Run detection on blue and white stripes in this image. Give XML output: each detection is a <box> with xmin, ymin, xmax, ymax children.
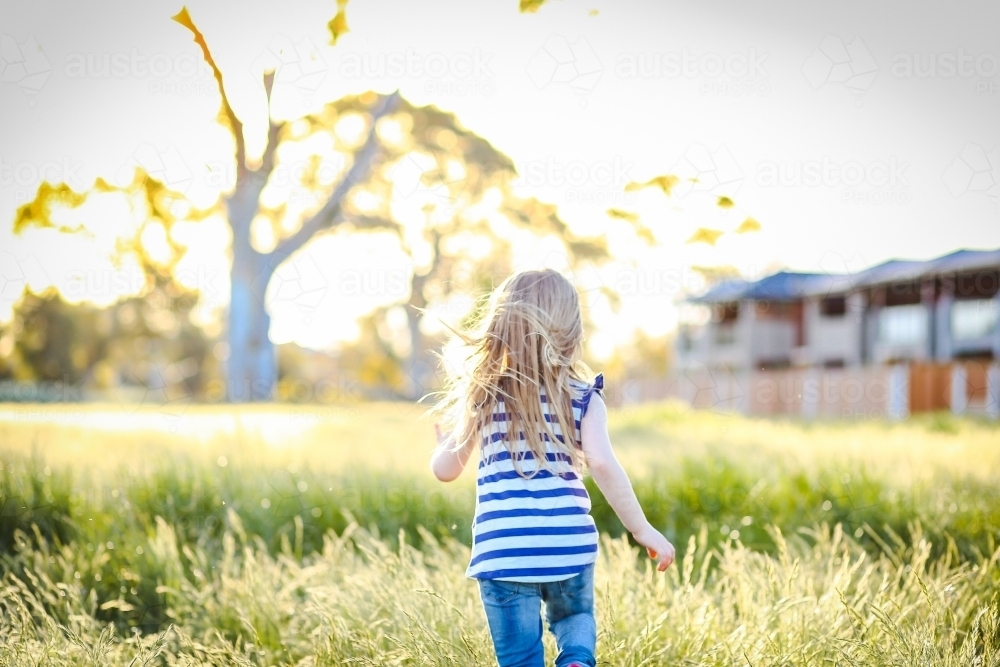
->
<box><xmin>466</xmin><ymin>374</ymin><xmax>604</xmax><ymax>582</ymax></box>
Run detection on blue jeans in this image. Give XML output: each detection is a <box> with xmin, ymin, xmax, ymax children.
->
<box><xmin>477</xmin><ymin>563</ymin><xmax>597</xmax><ymax>667</ymax></box>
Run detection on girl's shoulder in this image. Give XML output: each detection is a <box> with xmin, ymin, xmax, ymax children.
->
<box><xmin>568</xmin><ymin>373</ymin><xmax>605</xmax><ymax>412</ymax></box>
<box><xmin>568</xmin><ymin>372</ymin><xmax>604</xmax><ymax>393</ymax></box>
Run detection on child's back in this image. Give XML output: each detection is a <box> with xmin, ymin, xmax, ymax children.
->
<box><xmin>466</xmin><ymin>375</ymin><xmax>604</xmax><ymax>582</ymax></box>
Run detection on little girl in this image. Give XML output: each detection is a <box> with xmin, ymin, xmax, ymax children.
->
<box><xmin>430</xmin><ymin>269</ymin><xmax>675</xmax><ymax>667</ymax></box>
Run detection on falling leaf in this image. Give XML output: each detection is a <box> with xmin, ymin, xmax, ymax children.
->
<box><xmin>328</xmin><ymin>0</ymin><xmax>350</xmax><ymax>45</ymax></box>
<box><xmin>635</xmin><ymin>226</ymin><xmax>655</xmax><ymax>244</ymax></box>
<box><xmin>736</xmin><ymin>217</ymin><xmax>761</xmax><ymax>233</ymax></box>
<box><xmin>606</xmin><ymin>208</ymin><xmax>639</xmax><ymax>222</ymax></box>
<box><xmin>624</xmin><ymin>174</ymin><xmax>680</xmax><ymax>196</ymax></box>
<box><xmin>589</xmin><ymin>9</ymin><xmax>599</xmax><ymax>15</ymax></box>
<box><xmin>687</xmin><ymin>228</ymin><xmax>724</xmax><ymax>245</ymax></box>
<box><xmin>520</xmin><ymin>0</ymin><xmax>546</xmax><ymax>12</ymax></box>
<box><xmin>717</xmin><ymin>196</ymin><xmax>734</xmax><ymax>208</ymax></box>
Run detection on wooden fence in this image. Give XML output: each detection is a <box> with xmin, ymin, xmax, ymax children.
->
<box><xmin>604</xmin><ymin>361</ymin><xmax>999</xmax><ymax>420</ymax></box>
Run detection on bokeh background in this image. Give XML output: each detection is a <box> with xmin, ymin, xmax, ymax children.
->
<box><xmin>0</xmin><ymin>1</ymin><xmax>999</xmax><ymax>664</ymax></box>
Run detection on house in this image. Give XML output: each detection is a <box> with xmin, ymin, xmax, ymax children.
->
<box><xmin>673</xmin><ymin>248</ymin><xmax>1000</xmax><ymax>418</ymax></box>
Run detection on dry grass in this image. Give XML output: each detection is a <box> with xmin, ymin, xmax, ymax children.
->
<box><xmin>0</xmin><ymin>402</ymin><xmax>998</xmax><ymax>665</ymax></box>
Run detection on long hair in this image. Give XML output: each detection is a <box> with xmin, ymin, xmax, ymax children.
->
<box><xmin>433</xmin><ymin>269</ymin><xmax>592</xmax><ymax>476</ymax></box>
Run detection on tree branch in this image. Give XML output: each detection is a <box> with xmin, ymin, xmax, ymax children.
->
<box><xmin>272</xmin><ymin>90</ymin><xmax>402</xmax><ymax>259</ymax></box>
<box><xmin>344</xmin><ymin>215</ymin><xmax>400</xmax><ymax>232</ymax></box>
<box><xmin>258</xmin><ymin>71</ymin><xmax>285</xmax><ymax>177</ymax></box>
<box><xmin>173</xmin><ymin>7</ymin><xmax>247</xmax><ymax>182</ymax></box>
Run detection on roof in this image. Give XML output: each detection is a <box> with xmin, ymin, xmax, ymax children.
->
<box><xmin>687</xmin><ymin>247</ymin><xmax>1000</xmax><ymax>303</ymax></box>
<box><xmin>689</xmin><ymin>271</ymin><xmax>828</xmax><ymax>303</ymax></box>
<box><xmin>926</xmin><ymin>248</ymin><xmax>1000</xmax><ymax>275</ymax></box>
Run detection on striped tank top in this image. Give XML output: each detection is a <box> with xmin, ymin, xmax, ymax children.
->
<box><xmin>466</xmin><ymin>373</ymin><xmax>605</xmax><ymax>582</ymax></box>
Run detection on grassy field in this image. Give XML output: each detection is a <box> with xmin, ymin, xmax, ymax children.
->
<box><xmin>0</xmin><ymin>401</ymin><xmax>998</xmax><ymax>665</ymax></box>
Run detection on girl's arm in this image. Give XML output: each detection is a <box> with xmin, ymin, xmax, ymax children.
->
<box><xmin>430</xmin><ymin>423</ymin><xmax>475</xmax><ymax>482</ymax></box>
<box><xmin>580</xmin><ymin>393</ymin><xmax>675</xmax><ymax>571</ymax></box>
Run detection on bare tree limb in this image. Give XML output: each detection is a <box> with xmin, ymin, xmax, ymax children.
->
<box><xmin>258</xmin><ymin>71</ymin><xmax>285</xmax><ymax>177</ymax></box>
<box><xmin>173</xmin><ymin>7</ymin><xmax>247</xmax><ymax>181</ymax></box>
<box><xmin>273</xmin><ymin>90</ymin><xmax>402</xmax><ymax>259</ymax></box>
<box><xmin>343</xmin><ymin>215</ymin><xmax>400</xmax><ymax>232</ymax></box>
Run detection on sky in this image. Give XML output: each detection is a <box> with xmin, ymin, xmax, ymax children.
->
<box><xmin>1</xmin><ymin>0</ymin><xmax>998</xmax><ymax>358</ymax></box>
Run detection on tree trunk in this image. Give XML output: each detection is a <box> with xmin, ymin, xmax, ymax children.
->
<box><xmin>225</xmin><ymin>176</ymin><xmax>277</xmax><ymax>402</ymax></box>
<box><xmin>403</xmin><ymin>272</ymin><xmax>430</xmax><ymax>399</ymax></box>
<box><xmin>227</xmin><ymin>262</ymin><xmax>276</xmax><ymax>401</ymax></box>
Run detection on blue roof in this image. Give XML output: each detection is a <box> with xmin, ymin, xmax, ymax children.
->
<box><xmin>688</xmin><ymin>278</ymin><xmax>752</xmax><ymax>303</ymax></box>
<box><xmin>689</xmin><ymin>271</ymin><xmax>828</xmax><ymax>303</ymax></box>
<box><xmin>687</xmin><ymin>247</ymin><xmax>1000</xmax><ymax>303</ymax></box>
<box><xmin>847</xmin><ymin>259</ymin><xmax>928</xmax><ymax>290</ymax></box>
<box><xmin>925</xmin><ymin>248</ymin><xmax>1000</xmax><ymax>275</ymax></box>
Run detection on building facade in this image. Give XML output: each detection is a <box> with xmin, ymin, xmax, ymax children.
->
<box><xmin>673</xmin><ymin>249</ymin><xmax>1000</xmax><ymax>419</ymax></box>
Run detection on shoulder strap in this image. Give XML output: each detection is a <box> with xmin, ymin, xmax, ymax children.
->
<box><xmin>580</xmin><ymin>372</ymin><xmax>605</xmax><ymax>419</ymax></box>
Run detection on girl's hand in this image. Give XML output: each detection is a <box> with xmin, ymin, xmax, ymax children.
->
<box><xmin>632</xmin><ymin>525</ymin><xmax>675</xmax><ymax>572</ymax></box>
<box><xmin>430</xmin><ymin>423</ymin><xmax>471</xmax><ymax>483</ymax></box>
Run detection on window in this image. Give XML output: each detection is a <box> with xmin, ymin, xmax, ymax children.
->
<box><xmin>878</xmin><ymin>304</ymin><xmax>927</xmax><ymax>346</ymax></box>
<box><xmin>717</xmin><ymin>302</ymin><xmax>739</xmax><ymax>323</ymax></box>
<box><xmin>951</xmin><ymin>299</ymin><xmax>999</xmax><ymax>341</ymax></box>
<box><xmin>715</xmin><ymin>325</ymin><xmax>736</xmax><ymax>345</ymax></box>
<box><xmin>820</xmin><ymin>296</ymin><xmax>846</xmax><ymax>317</ymax></box>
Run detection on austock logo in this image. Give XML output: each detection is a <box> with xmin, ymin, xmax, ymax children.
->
<box><xmin>1</xmin><ymin>155</ymin><xmax>86</xmax><ymax>205</ymax></box>
<box><xmin>114</xmin><ymin>359</ymin><xmax>196</xmax><ymax>431</ymax></box>
<box><xmin>526</xmin><ymin>34</ymin><xmax>603</xmax><ymax>105</ymax></box>
<box><xmin>0</xmin><ymin>34</ymin><xmax>52</xmax><ymax>104</ymax></box>
<box><xmin>252</xmin><ymin>35</ymin><xmax>328</xmax><ymax>101</ymax></box>
<box><xmin>335</xmin><ymin>46</ymin><xmax>496</xmax><ymax>97</ymax></box>
<box><xmin>63</xmin><ymin>46</ymin><xmax>215</xmax><ymax>97</ymax></box>
<box><xmin>0</xmin><ymin>251</ymin><xmax>50</xmax><ymax>318</ymax></box>
<box><xmin>511</xmin><ymin>155</ymin><xmax>637</xmax><ymax>205</ymax></box>
<box><xmin>264</xmin><ymin>252</ymin><xmax>330</xmax><ymax>327</ymax></box>
<box><xmin>670</xmin><ymin>143</ymin><xmax>744</xmax><ymax>199</ymax></box>
<box><xmin>802</xmin><ymin>34</ymin><xmax>878</xmax><ymax>105</ymax></box>
<box><xmin>942</xmin><ymin>143</ymin><xmax>999</xmax><ymax>211</ymax></box>
<box><xmin>116</xmin><ymin>142</ymin><xmax>195</xmax><ymax>193</ymax></box>
<box><xmin>754</xmin><ymin>156</ymin><xmax>911</xmax><ymax>206</ymax></box>
<box><xmin>614</xmin><ymin>47</ymin><xmax>770</xmax><ymax>98</ymax></box>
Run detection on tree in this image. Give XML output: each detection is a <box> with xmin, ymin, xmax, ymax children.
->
<box><xmin>13</xmin><ymin>7</ymin><xmax>609</xmax><ymax>401</ymax></box>
<box><xmin>359</xmin><ymin>191</ymin><xmax>610</xmax><ymax>397</ymax></box>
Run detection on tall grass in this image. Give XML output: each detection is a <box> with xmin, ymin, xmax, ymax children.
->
<box><xmin>0</xmin><ymin>402</ymin><xmax>999</xmax><ymax>663</ymax></box>
<box><xmin>1</xmin><ymin>521</ymin><xmax>998</xmax><ymax>665</ymax></box>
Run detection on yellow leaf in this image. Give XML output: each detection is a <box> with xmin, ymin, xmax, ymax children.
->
<box><xmin>624</xmin><ymin>174</ymin><xmax>680</xmax><ymax>196</ymax></box>
<box><xmin>636</xmin><ymin>226</ymin><xmax>655</xmax><ymax>244</ymax></box>
<box><xmin>589</xmin><ymin>9</ymin><xmax>599</xmax><ymax>16</ymax></box>
<box><xmin>736</xmin><ymin>217</ymin><xmax>761</xmax><ymax>233</ymax></box>
<box><xmin>717</xmin><ymin>196</ymin><xmax>734</xmax><ymax>208</ymax></box>
<box><xmin>328</xmin><ymin>0</ymin><xmax>350</xmax><ymax>45</ymax></box>
<box><xmin>686</xmin><ymin>228</ymin><xmax>724</xmax><ymax>245</ymax></box>
<box><xmin>520</xmin><ymin>0</ymin><xmax>547</xmax><ymax>12</ymax></box>
<box><xmin>606</xmin><ymin>208</ymin><xmax>639</xmax><ymax>222</ymax></box>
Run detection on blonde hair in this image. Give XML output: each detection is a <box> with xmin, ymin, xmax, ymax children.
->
<box><xmin>433</xmin><ymin>269</ymin><xmax>593</xmax><ymax>476</ymax></box>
